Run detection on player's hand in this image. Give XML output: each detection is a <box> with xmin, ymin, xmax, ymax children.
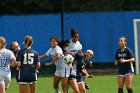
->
<box><xmin>88</xmin><ymin>75</ymin><xmax>93</xmax><ymax>78</ymax></box>
<box><xmin>35</xmin><ymin>69</ymin><xmax>39</xmax><ymax>73</ymax></box>
<box><xmin>89</xmin><ymin>61</ymin><xmax>93</xmax><ymax>67</ymax></box>
<box><xmin>114</xmin><ymin>61</ymin><xmax>118</xmax><ymax>65</ymax></box>
<box><xmin>68</xmin><ymin>63</ymin><xmax>73</xmax><ymax>70</ymax></box>
<box><xmin>119</xmin><ymin>58</ymin><xmax>126</xmax><ymax>63</ymax></box>
<box><xmin>16</xmin><ymin>67</ymin><xmax>20</xmax><ymax>71</ymax></box>
<box><xmin>45</xmin><ymin>62</ymin><xmax>52</xmax><ymax>66</ymax></box>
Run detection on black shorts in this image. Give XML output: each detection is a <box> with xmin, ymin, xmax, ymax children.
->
<box><xmin>17</xmin><ymin>70</ymin><xmax>37</xmax><ymax>84</ymax></box>
<box><xmin>69</xmin><ymin>74</ymin><xmax>76</xmax><ymax>80</ymax></box>
<box><xmin>76</xmin><ymin>75</ymin><xmax>83</xmax><ymax>84</ymax></box>
<box><xmin>118</xmin><ymin>69</ymin><xmax>134</xmax><ymax>77</ymax></box>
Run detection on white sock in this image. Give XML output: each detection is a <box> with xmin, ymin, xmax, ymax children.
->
<box><xmin>55</xmin><ymin>88</ymin><xmax>61</xmax><ymax>93</ymax></box>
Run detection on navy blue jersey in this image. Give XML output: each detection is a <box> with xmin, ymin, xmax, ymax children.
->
<box><xmin>115</xmin><ymin>47</ymin><xmax>134</xmax><ymax>71</ymax></box>
<box><xmin>74</xmin><ymin>54</ymin><xmax>86</xmax><ymax>77</ymax></box>
<box><xmin>16</xmin><ymin>48</ymin><xmax>40</xmax><ymax>82</ymax></box>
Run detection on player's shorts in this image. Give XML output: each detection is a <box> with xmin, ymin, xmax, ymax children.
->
<box><xmin>76</xmin><ymin>75</ymin><xmax>84</xmax><ymax>84</ymax></box>
<box><xmin>69</xmin><ymin>74</ymin><xmax>76</xmax><ymax>80</ymax></box>
<box><xmin>68</xmin><ymin>68</ymin><xmax>76</xmax><ymax>80</ymax></box>
<box><xmin>55</xmin><ymin>66</ymin><xmax>70</xmax><ymax>77</ymax></box>
<box><xmin>17</xmin><ymin>70</ymin><xmax>37</xmax><ymax>84</ymax></box>
<box><xmin>0</xmin><ymin>76</ymin><xmax>11</xmax><ymax>88</ymax></box>
<box><xmin>118</xmin><ymin>69</ymin><xmax>134</xmax><ymax>77</ymax></box>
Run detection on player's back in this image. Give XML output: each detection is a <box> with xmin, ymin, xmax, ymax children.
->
<box><xmin>17</xmin><ymin>48</ymin><xmax>39</xmax><ymax>82</ymax></box>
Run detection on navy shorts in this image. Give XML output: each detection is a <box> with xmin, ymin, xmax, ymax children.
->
<box><xmin>118</xmin><ymin>69</ymin><xmax>134</xmax><ymax>77</ymax></box>
<box><xmin>69</xmin><ymin>74</ymin><xmax>76</xmax><ymax>80</ymax></box>
<box><xmin>17</xmin><ymin>70</ymin><xmax>37</xmax><ymax>84</ymax></box>
<box><xmin>76</xmin><ymin>75</ymin><xmax>83</xmax><ymax>84</ymax></box>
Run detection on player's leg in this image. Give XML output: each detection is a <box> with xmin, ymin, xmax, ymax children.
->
<box><xmin>82</xmin><ymin>76</ymin><xmax>89</xmax><ymax>89</ymax></box>
<box><xmin>0</xmin><ymin>78</ymin><xmax>6</xmax><ymax>93</ymax></box>
<box><xmin>68</xmin><ymin>79</ymin><xmax>79</xmax><ymax>93</ymax></box>
<box><xmin>125</xmin><ymin>74</ymin><xmax>133</xmax><ymax>93</ymax></box>
<box><xmin>53</xmin><ymin>75</ymin><xmax>61</xmax><ymax>93</ymax></box>
<box><xmin>61</xmin><ymin>77</ymin><xmax>68</xmax><ymax>93</ymax></box>
<box><xmin>118</xmin><ymin>76</ymin><xmax>125</xmax><ymax>93</ymax></box>
<box><xmin>19</xmin><ymin>84</ymin><xmax>30</xmax><ymax>93</ymax></box>
<box><xmin>29</xmin><ymin>83</ymin><xmax>36</xmax><ymax>93</ymax></box>
<box><xmin>78</xmin><ymin>82</ymin><xmax>86</xmax><ymax>93</ymax></box>
<box><xmin>4</xmin><ymin>76</ymin><xmax>11</xmax><ymax>90</ymax></box>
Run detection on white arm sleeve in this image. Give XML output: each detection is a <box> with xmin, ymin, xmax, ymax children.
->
<box><xmin>9</xmin><ymin>50</ymin><xmax>16</xmax><ymax>60</ymax></box>
<box><xmin>45</xmin><ymin>48</ymin><xmax>51</xmax><ymax>56</ymax></box>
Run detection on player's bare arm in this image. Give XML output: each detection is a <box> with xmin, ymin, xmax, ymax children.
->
<box><xmin>45</xmin><ymin>53</ymin><xmax>61</xmax><ymax>66</ymax></box>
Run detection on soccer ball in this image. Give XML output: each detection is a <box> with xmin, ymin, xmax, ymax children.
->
<box><xmin>63</xmin><ymin>54</ymin><xmax>74</xmax><ymax>64</ymax></box>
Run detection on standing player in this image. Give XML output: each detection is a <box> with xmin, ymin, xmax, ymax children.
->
<box><xmin>0</xmin><ymin>36</ymin><xmax>17</xmax><ymax>93</ymax></box>
<box><xmin>16</xmin><ymin>35</ymin><xmax>41</xmax><ymax>93</ymax></box>
<box><xmin>39</xmin><ymin>36</ymin><xmax>70</xmax><ymax>93</ymax></box>
<box><xmin>9</xmin><ymin>41</ymin><xmax>20</xmax><ymax>57</ymax></box>
<box><xmin>9</xmin><ymin>41</ymin><xmax>30</xmax><ymax>93</ymax></box>
<box><xmin>115</xmin><ymin>36</ymin><xmax>134</xmax><ymax>93</ymax></box>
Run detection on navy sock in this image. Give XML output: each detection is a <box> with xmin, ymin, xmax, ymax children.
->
<box><xmin>127</xmin><ymin>88</ymin><xmax>133</xmax><ymax>93</ymax></box>
<box><xmin>118</xmin><ymin>88</ymin><xmax>124</xmax><ymax>93</ymax></box>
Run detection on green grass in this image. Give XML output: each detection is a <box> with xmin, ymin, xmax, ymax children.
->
<box><xmin>7</xmin><ymin>75</ymin><xmax>140</xmax><ymax>93</ymax></box>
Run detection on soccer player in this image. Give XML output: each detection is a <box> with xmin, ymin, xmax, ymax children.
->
<box><xmin>9</xmin><ymin>41</ymin><xmax>30</xmax><ymax>93</ymax></box>
<box><xmin>9</xmin><ymin>41</ymin><xmax>20</xmax><ymax>57</ymax></box>
<box><xmin>39</xmin><ymin>36</ymin><xmax>70</xmax><ymax>93</ymax></box>
<box><xmin>64</xmin><ymin>28</ymin><xmax>82</xmax><ymax>93</ymax></box>
<box><xmin>74</xmin><ymin>50</ymin><xmax>94</xmax><ymax>93</ymax></box>
<box><xmin>115</xmin><ymin>36</ymin><xmax>134</xmax><ymax>93</ymax></box>
<box><xmin>16</xmin><ymin>35</ymin><xmax>41</xmax><ymax>93</ymax></box>
<box><xmin>0</xmin><ymin>36</ymin><xmax>17</xmax><ymax>93</ymax></box>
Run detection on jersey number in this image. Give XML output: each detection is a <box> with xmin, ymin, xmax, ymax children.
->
<box><xmin>23</xmin><ymin>53</ymin><xmax>34</xmax><ymax>64</ymax></box>
<box><xmin>0</xmin><ymin>58</ymin><xmax>7</xmax><ymax>67</ymax></box>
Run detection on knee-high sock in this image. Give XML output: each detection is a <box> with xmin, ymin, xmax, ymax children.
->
<box><xmin>118</xmin><ymin>88</ymin><xmax>124</xmax><ymax>93</ymax></box>
<box><xmin>127</xmin><ymin>88</ymin><xmax>133</xmax><ymax>93</ymax></box>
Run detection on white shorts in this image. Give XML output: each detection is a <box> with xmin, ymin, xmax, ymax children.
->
<box><xmin>55</xmin><ymin>67</ymin><xmax>70</xmax><ymax>77</ymax></box>
<box><xmin>0</xmin><ymin>76</ymin><xmax>11</xmax><ymax>88</ymax></box>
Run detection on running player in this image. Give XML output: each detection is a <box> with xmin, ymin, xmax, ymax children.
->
<box><xmin>16</xmin><ymin>35</ymin><xmax>41</xmax><ymax>93</ymax></box>
<box><xmin>115</xmin><ymin>36</ymin><xmax>134</xmax><ymax>93</ymax></box>
<box><xmin>39</xmin><ymin>36</ymin><xmax>70</xmax><ymax>93</ymax></box>
<box><xmin>0</xmin><ymin>36</ymin><xmax>17</xmax><ymax>93</ymax></box>
<box><xmin>74</xmin><ymin>50</ymin><xmax>94</xmax><ymax>93</ymax></box>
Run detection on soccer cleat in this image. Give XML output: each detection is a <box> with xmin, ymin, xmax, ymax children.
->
<box><xmin>85</xmin><ymin>83</ymin><xmax>90</xmax><ymax>89</ymax></box>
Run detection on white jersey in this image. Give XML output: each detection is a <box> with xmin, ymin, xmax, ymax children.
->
<box><xmin>65</xmin><ymin>39</ymin><xmax>82</xmax><ymax>53</ymax></box>
<box><xmin>46</xmin><ymin>45</ymin><xmax>69</xmax><ymax>77</ymax></box>
<box><xmin>0</xmin><ymin>48</ymin><xmax>15</xmax><ymax>77</ymax></box>
<box><xmin>65</xmin><ymin>39</ymin><xmax>82</xmax><ymax>76</ymax></box>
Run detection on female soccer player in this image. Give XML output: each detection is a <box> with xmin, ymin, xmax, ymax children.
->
<box><xmin>0</xmin><ymin>36</ymin><xmax>17</xmax><ymax>93</ymax></box>
<box><xmin>9</xmin><ymin>41</ymin><xmax>20</xmax><ymax>57</ymax></box>
<box><xmin>73</xmin><ymin>50</ymin><xmax>94</xmax><ymax>93</ymax></box>
<box><xmin>39</xmin><ymin>36</ymin><xmax>70</xmax><ymax>93</ymax></box>
<box><xmin>115</xmin><ymin>36</ymin><xmax>135</xmax><ymax>93</ymax></box>
<box><xmin>16</xmin><ymin>35</ymin><xmax>41</xmax><ymax>93</ymax></box>
<box><xmin>64</xmin><ymin>28</ymin><xmax>83</xmax><ymax>93</ymax></box>
<box><xmin>9</xmin><ymin>41</ymin><xmax>30</xmax><ymax>93</ymax></box>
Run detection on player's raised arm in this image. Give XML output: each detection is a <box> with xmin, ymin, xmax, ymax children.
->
<box><xmin>39</xmin><ymin>54</ymin><xmax>47</xmax><ymax>59</ymax></box>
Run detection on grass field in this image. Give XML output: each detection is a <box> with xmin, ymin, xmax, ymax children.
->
<box><xmin>7</xmin><ymin>75</ymin><xmax>140</xmax><ymax>93</ymax></box>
